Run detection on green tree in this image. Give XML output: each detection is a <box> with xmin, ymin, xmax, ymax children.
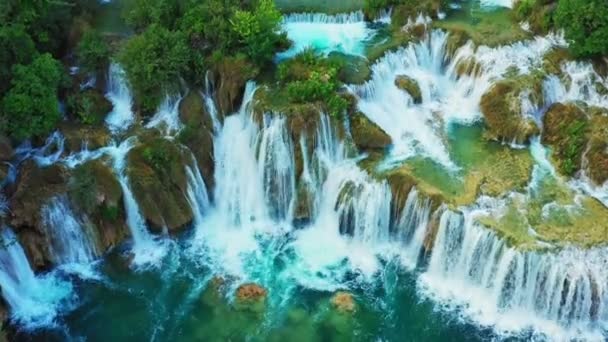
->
<box><xmin>555</xmin><ymin>0</ymin><xmax>608</xmax><ymax>57</ymax></box>
<box><xmin>0</xmin><ymin>24</ymin><xmax>37</xmax><ymax>93</ymax></box>
<box><xmin>77</xmin><ymin>30</ymin><xmax>110</xmax><ymax>74</ymax></box>
<box><xmin>123</xmin><ymin>0</ymin><xmax>185</xmax><ymax>32</ymax></box>
<box><xmin>118</xmin><ymin>25</ymin><xmax>190</xmax><ymax>114</ymax></box>
<box><xmin>231</xmin><ymin>0</ymin><xmax>286</xmax><ymax>63</ymax></box>
<box><xmin>1</xmin><ymin>54</ymin><xmax>64</xmax><ymax>140</ymax></box>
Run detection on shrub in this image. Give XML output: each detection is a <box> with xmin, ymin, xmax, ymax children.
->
<box><xmin>76</xmin><ymin>30</ymin><xmax>110</xmax><ymax>74</ymax></box>
<box><xmin>1</xmin><ymin>53</ymin><xmax>63</xmax><ymax>140</ymax></box>
<box><xmin>554</xmin><ymin>0</ymin><xmax>608</xmax><ymax>57</ymax></box>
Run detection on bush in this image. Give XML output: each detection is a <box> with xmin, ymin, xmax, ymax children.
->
<box><xmin>67</xmin><ymin>89</ymin><xmax>113</xmax><ymax>125</ymax></box>
<box><xmin>118</xmin><ymin>25</ymin><xmax>190</xmax><ymax>114</ymax></box>
<box><xmin>76</xmin><ymin>30</ymin><xmax>110</xmax><ymax>74</ymax></box>
<box><xmin>554</xmin><ymin>0</ymin><xmax>608</xmax><ymax>57</ymax></box>
<box><xmin>1</xmin><ymin>53</ymin><xmax>63</xmax><ymax>140</ymax></box>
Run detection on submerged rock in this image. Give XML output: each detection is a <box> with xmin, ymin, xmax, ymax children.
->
<box><xmin>234</xmin><ymin>283</ymin><xmax>267</xmax><ymax>313</ymax></box>
<box><xmin>542</xmin><ymin>103</ymin><xmax>589</xmax><ymax>176</ymax></box>
<box><xmin>330</xmin><ymin>292</ymin><xmax>356</xmax><ymax>314</ymax></box>
<box><xmin>350</xmin><ymin>112</ymin><xmax>391</xmax><ymax>151</ymax></box>
<box><xmin>480</xmin><ymin>79</ymin><xmax>541</xmax><ymax>144</ymax></box>
<box><xmin>127</xmin><ymin>137</ymin><xmax>193</xmax><ymax>233</ymax></box>
<box><xmin>395</xmin><ymin>75</ymin><xmax>422</xmax><ymax>104</ymax></box>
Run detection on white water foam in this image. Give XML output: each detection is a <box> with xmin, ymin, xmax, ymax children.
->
<box><xmin>278</xmin><ymin>11</ymin><xmax>376</xmax><ymax>60</ymax></box>
<box><xmin>105</xmin><ymin>63</ymin><xmax>135</xmax><ymax>133</ymax></box>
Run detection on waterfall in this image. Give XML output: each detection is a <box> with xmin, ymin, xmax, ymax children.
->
<box><xmin>420</xmin><ymin>209</ymin><xmax>608</xmax><ymax>340</ymax></box>
<box><xmin>185</xmin><ymin>162</ymin><xmax>210</xmax><ymax>228</ymax></box>
<box><xmin>40</xmin><ymin>195</ymin><xmax>99</xmax><ymax>265</ymax></box>
<box><xmin>14</xmin><ymin>131</ymin><xmax>65</xmax><ymax>167</ymax></box>
<box><xmin>479</xmin><ymin>0</ymin><xmax>514</xmax><ymax>9</ymax></box>
<box><xmin>278</xmin><ymin>10</ymin><xmax>377</xmax><ymax>60</ymax></box>
<box><xmin>105</xmin><ymin>63</ymin><xmax>135</xmax><ymax>133</ymax></box>
<box><xmin>145</xmin><ymin>94</ymin><xmax>183</xmax><ymax>135</ymax></box>
<box><xmin>106</xmin><ymin>139</ymin><xmax>164</xmax><ymax>265</ymax></box>
<box><xmin>351</xmin><ymin>29</ymin><xmax>563</xmax><ymax>170</ymax></box>
<box><xmin>0</xmin><ymin>227</ymin><xmax>73</xmax><ymax>328</ymax></box>
<box><xmin>394</xmin><ymin>188</ymin><xmax>432</xmax><ymax>268</ymax></box>
<box><xmin>542</xmin><ymin>62</ymin><xmax>608</xmax><ymax>110</ymax></box>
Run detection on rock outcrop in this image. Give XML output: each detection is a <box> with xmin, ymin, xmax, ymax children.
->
<box><xmin>395</xmin><ymin>75</ymin><xmax>422</xmax><ymax>104</ymax></box>
<box><xmin>127</xmin><ymin>136</ymin><xmax>193</xmax><ymax>233</ymax></box>
<box><xmin>350</xmin><ymin>112</ymin><xmax>391</xmax><ymax>151</ymax></box>
<box><xmin>178</xmin><ymin>91</ymin><xmax>215</xmax><ymax>193</ymax></box>
<box><xmin>330</xmin><ymin>292</ymin><xmax>356</xmax><ymax>313</ymax></box>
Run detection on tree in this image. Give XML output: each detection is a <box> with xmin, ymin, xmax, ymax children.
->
<box><xmin>118</xmin><ymin>25</ymin><xmax>190</xmax><ymax>114</ymax></box>
<box><xmin>123</xmin><ymin>0</ymin><xmax>185</xmax><ymax>32</ymax></box>
<box><xmin>77</xmin><ymin>30</ymin><xmax>110</xmax><ymax>74</ymax></box>
<box><xmin>231</xmin><ymin>0</ymin><xmax>286</xmax><ymax>63</ymax></box>
<box><xmin>555</xmin><ymin>0</ymin><xmax>608</xmax><ymax>57</ymax></box>
<box><xmin>1</xmin><ymin>54</ymin><xmax>64</xmax><ymax>140</ymax></box>
<box><xmin>0</xmin><ymin>24</ymin><xmax>37</xmax><ymax>93</ymax></box>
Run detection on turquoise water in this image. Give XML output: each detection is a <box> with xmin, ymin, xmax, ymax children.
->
<box><xmin>18</xmin><ymin>234</ymin><xmax>501</xmax><ymax>341</ymax></box>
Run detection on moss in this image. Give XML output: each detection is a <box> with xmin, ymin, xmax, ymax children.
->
<box><xmin>394</xmin><ymin>75</ymin><xmax>422</xmax><ymax>103</ymax></box>
<box><xmin>127</xmin><ymin>137</ymin><xmax>193</xmax><ymax>232</ymax></box>
<box><xmin>542</xmin><ymin>103</ymin><xmax>589</xmax><ymax>176</ymax></box>
<box><xmin>480</xmin><ymin>77</ymin><xmax>543</xmax><ymax>144</ymax></box>
<box><xmin>542</xmin><ymin>47</ymin><xmax>572</xmax><ymax>76</ymax></box>
<box><xmin>585</xmin><ymin>107</ymin><xmax>608</xmax><ymax>185</ymax></box>
<box><xmin>59</xmin><ymin>122</ymin><xmax>112</xmax><ymax>153</ymax></box>
<box><xmin>212</xmin><ymin>55</ymin><xmax>259</xmax><ymax>116</ymax></box>
<box><xmin>454</xmin><ymin>57</ymin><xmax>482</xmax><ymax>77</ymax></box>
<box><xmin>327</xmin><ymin>52</ymin><xmax>371</xmax><ymax>85</ymax></box>
<box><xmin>67</xmin><ymin>88</ymin><xmax>113</xmax><ymax>125</ymax></box>
<box><xmin>365</xmin><ymin>29</ymin><xmax>414</xmax><ymax>63</ymax></box>
<box><xmin>513</xmin><ymin>0</ymin><xmax>556</xmax><ymax>35</ymax></box>
<box><xmin>350</xmin><ymin>112</ymin><xmax>391</xmax><ymax>151</ymax></box>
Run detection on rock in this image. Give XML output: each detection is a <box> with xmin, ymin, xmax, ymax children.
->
<box><xmin>212</xmin><ymin>56</ymin><xmax>258</xmax><ymax>116</ymax></box>
<box><xmin>542</xmin><ymin>48</ymin><xmax>571</xmax><ymax>76</ymax></box>
<box><xmin>542</xmin><ymin>103</ymin><xmax>589</xmax><ymax>176</ymax></box>
<box><xmin>585</xmin><ymin>108</ymin><xmax>608</xmax><ymax>185</ymax></box>
<box><xmin>59</xmin><ymin>122</ymin><xmax>112</xmax><ymax>153</ymax></box>
<box><xmin>178</xmin><ymin>91</ymin><xmax>215</xmax><ymax>193</ymax></box>
<box><xmin>327</xmin><ymin>52</ymin><xmax>371</xmax><ymax>84</ymax></box>
<box><xmin>480</xmin><ymin>79</ymin><xmax>541</xmax><ymax>144</ymax></box>
<box><xmin>127</xmin><ymin>137</ymin><xmax>193</xmax><ymax>233</ymax></box>
<box><xmin>0</xmin><ymin>135</ymin><xmax>13</xmax><ymax>161</ymax></box>
<box><xmin>234</xmin><ymin>283</ymin><xmax>267</xmax><ymax>313</ymax></box>
<box><xmin>67</xmin><ymin>88</ymin><xmax>113</xmax><ymax>126</ymax></box>
<box><xmin>454</xmin><ymin>57</ymin><xmax>482</xmax><ymax>78</ymax></box>
<box><xmin>330</xmin><ymin>292</ymin><xmax>356</xmax><ymax>313</ymax></box>
<box><xmin>10</xmin><ymin>161</ymin><xmax>69</xmax><ymax>230</ymax></box>
<box><xmin>350</xmin><ymin>112</ymin><xmax>391</xmax><ymax>151</ymax></box>
<box><xmin>445</xmin><ymin>28</ymin><xmax>471</xmax><ymax>57</ymax></box>
<box><xmin>68</xmin><ymin>159</ymin><xmax>128</xmax><ymax>250</ymax></box>
<box><xmin>395</xmin><ymin>75</ymin><xmax>422</xmax><ymax>104</ymax></box>
<box><xmin>15</xmin><ymin>229</ymin><xmax>49</xmax><ymax>271</ymax></box>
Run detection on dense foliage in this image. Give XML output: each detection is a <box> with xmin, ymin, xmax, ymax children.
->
<box><xmin>77</xmin><ymin>30</ymin><xmax>110</xmax><ymax>75</ymax></box>
<box><xmin>554</xmin><ymin>0</ymin><xmax>608</xmax><ymax>57</ymax></box>
<box><xmin>278</xmin><ymin>50</ymin><xmax>349</xmax><ymax>118</ymax></box>
<box><xmin>1</xmin><ymin>54</ymin><xmax>64</xmax><ymax>140</ymax></box>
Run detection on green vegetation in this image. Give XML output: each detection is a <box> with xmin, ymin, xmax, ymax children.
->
<box><xmin>67</xmin><ymin>89</ymin><xmax>113</xmax><ymax>125</ymax></box>
<box><xmin>1</xmin><ymin>54</ymin><xmax>64</xmax><ymax>140</ymax></box>
<box><xmin>277</xmin><ymin>50</ymin><xmax>349</xmax><ymax>118</ymax></box>
<box><xmin>76</xmin><ymin>30</ymin><xmax>110</xmax><ymax>74</ymax></box>
<box><xmin>554</xmin><ymin>0</ymin><xmax>608</xmax><ymax>58</ymax></box>
<box><xmin>118</xmin><ymin>25</ymin><xmax>190</xmax><ymax>114</ymax></box>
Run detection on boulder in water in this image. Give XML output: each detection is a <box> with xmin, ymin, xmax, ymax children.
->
<box><xmin>350</xmin><ymin>112</ymin><xmax>391</xmax><ymax>151</ymax></box>
<box><xmin>330</xmin><ymin>292</ymin><xmax>356</xmax><ymax>313</ymax></box>
<box><xmin>395</xmin><ymin>75</ymin><xmax>422</xmax><ymax>104</ymax></box>
<box><xmin>212</xmin><ymin>56</ymin><xmax>258</xmax><ymax>116</ymax></box>
<box><xmin>542</xmin><ymin>103</ymin><xmax>589</xmax><ymax>176</ymax></box>
<box><xmin>480</xmin><ymin>79</ymin><xmax>541</xmax><ymax>144</ymax></box>
<box><xmin>234</xmin><ymin>283</ymin><xmax>267</xmax><ymax>313</ymax></box>
<box><xmin>59</xmin><ymin>122</ymin><xmax>111</xmax><ymax>154</ymax></box>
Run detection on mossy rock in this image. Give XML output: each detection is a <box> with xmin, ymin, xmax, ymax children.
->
<box><xmin>127</xmin><ymin>137</ymin><xmax>193</xmax><ymax>233</ymax></box>
<box><xmin>59</xmin><ymin>122</ymin><xmax>112</xmax><ymax>153</ymax></box>
<box><xmin>454</xmin><ymin>57</ymin><xmax>482</xmax><ymax>78</ymax></box>
<box><xmin>67</xmin><ymin>88</ymin><xmax>113</xmax><ymax>126</ymax></box>
<box><xmin>212</xmin><ymin>56</ymin><xmax>259</xmax><ymax>116</ymax></box>
<box><xmin>542</xmin><ymin>48</ymin><xmax>572</xmax><ymax>76</ymax></box>
<box><xmin>234</xmin><ymin>283</ymin><xmax>267</xmax><ymax>314</ymax></box>
<box><xmin>68</xmin><ymin>159</ymin><xmax>128</xmax><ymax>250</ymax></box>
<box><xmin>480</xmin><ymin>79</ymin><xmax>541</xmax><ymax>144</ymax></box>
<box><xmin>350</xmin><ymin>112</ymin><xmax>391</xmax><ymax>151</ymax></box>
<box><xmin>395</xmin><ymin>75</ymin><xmax>422</xmax><ymax>104</ymax></box>
<box><xmin>178</xmin><ymin>91</ymin><xmax>215</xmax><ymax>193</ymax></box>
<box><xmin>585</xmin><ymin>107</ymin><xmax>608</xmax><ymax>185</ymax></box>
<box><xmin>391</xmin><ymin>0</ymin><xmax>444</xmax><ymax>27</ymax></box>
<box><xmin>330</xmin><ymin>292</ymin><xmax>356</xmax><ymax>314</ymax></box>
<box><xmin>542</xmin><ymin>103</ymin><xmax>589</xmax><ymax>177</ymax></box>
<box><xmin>327</xmin><ymin>52</ymin><xmax>371</xmax><ymax>85</ymax></box>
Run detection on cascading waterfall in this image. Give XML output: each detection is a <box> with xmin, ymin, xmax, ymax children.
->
<box><xmin>393</xmin><ymin>188</ymin><xmax>433</xmax><ymax>268</ymax></box>
<box><xmin>145</xmin><ymin>94</ymin><xmax>183</xmax><ymax>135</ymax></box>
<box><xmin>420</xmin><ymin>208</ymin><xmax>608</xmax><ymax>340</ymax></box>
<box><xmin>105</xmin><ymin>63</ymin><xmax>135</xmax><ymax>133</ymax></box>
<box><xmin>40</xmin><ymin>195</ymin><xmax>99</xmax><ymax>265</ymax></box>
<box><xmin>479</xmin><ymin>0</ymin><xmax>514</xmax><ymax>9</ymax></box>
<box><xmin>106</xmin><ymin>139</ymin><xmax>164</xmax><ymax>265</ymax></box>
<box><xmin>0</xmin><ymin>227</ymin><xmax>72</xmax><ymax>328</ymax></box>
<box><xmin>278</xmin><ymin>10</ymin><xmax>377</xmax><ymax>60</ymax></box>
<box><xmin>351</xmin><ymin>29</ymin><xmax>563</xmax><ymax>169</ymax></box>
<box><xmin>185</xmin><ymin>162</ymin><xmax>210</xmax><ymax>228</ymax></box>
